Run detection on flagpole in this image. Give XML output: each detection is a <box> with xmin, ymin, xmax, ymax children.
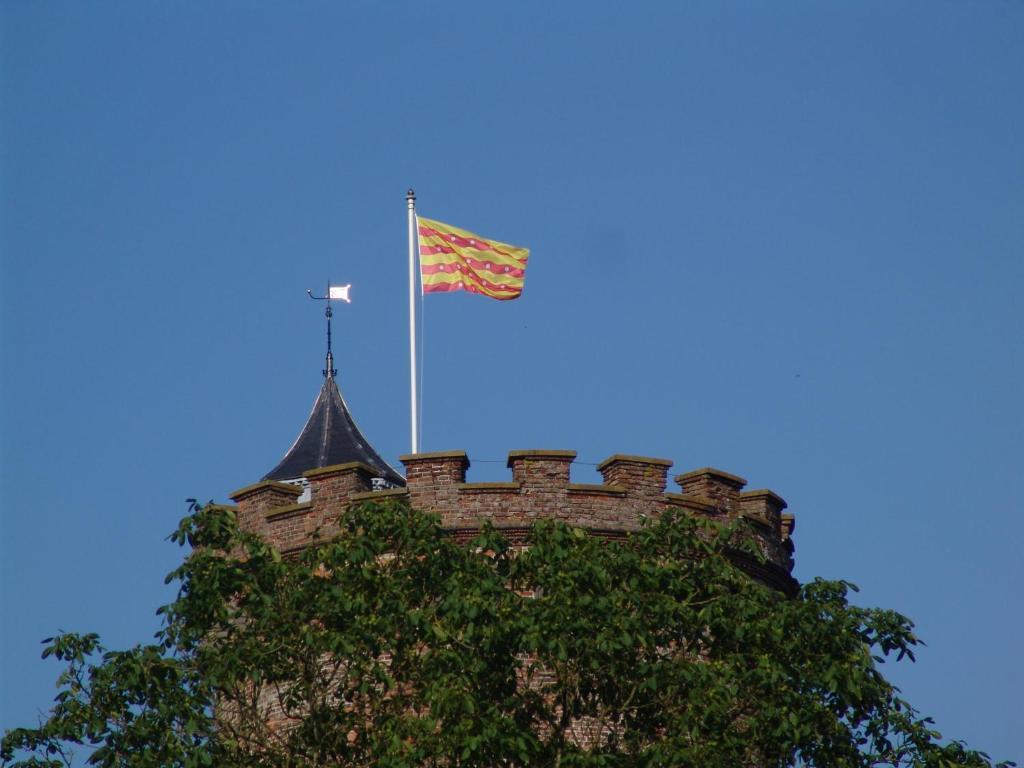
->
<box><xmin>407</xmin><ymin>188</ymin><xmax>419</xmax><ymax>454</ymax></box>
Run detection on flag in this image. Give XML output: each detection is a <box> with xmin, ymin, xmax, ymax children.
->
<box><xmin>328</xmin><ymin>284</ymin><xmax>351</xmax><ymax>302</ymax></box>
<box><xmin>418</xmin><ymin>216</ymin><xmax>529</xmax><ymax>300</ymax></box>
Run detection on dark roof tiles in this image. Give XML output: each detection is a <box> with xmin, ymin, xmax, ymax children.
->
<box><xmin>263</xmin><ymin>376</ymin><xmax>404</xmax><ymax>487</ymax></box>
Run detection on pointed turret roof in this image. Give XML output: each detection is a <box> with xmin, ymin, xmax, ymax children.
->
<box><xmin>264</xmin><ymin>293</ymin><xmax>404</xmax><ymax>486</ymax></box>
<box><xmin>263</xmin><ymin>374</ymin><xmax>405</xmax><ymax>486</ymax></box>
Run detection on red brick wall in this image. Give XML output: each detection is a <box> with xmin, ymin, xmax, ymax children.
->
<box><xmin>229</xmin><ymin>449</ymin><xmax>797</xmax><ymax>589</ymax></box>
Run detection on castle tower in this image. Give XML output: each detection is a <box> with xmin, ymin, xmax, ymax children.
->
<box><xmin>221</xmin><ymin>295</ymin><xmax>799</xmax><ymax>754</ymax></box>
<box><xmin>229</xmin><ymin>294</ymin><xmax>795</xmax><ymax>590</ymax></box>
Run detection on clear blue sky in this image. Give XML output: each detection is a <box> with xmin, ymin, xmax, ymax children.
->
<box><xmin>2</xmin><ymin>1</ymin><xmax>1021</xmax><ymax>761</ymax></box>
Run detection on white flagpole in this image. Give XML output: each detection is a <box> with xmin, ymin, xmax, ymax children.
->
<box><xmin>407</xmin><ymin>188</ymin><xmax>419</xmax><ymax>454</ymax></box>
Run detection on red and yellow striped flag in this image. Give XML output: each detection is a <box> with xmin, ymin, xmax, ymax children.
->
<box><xmin>418</xmin><ymin>216</ymin><xmax>529</xmax><ymax>300</ymax></box>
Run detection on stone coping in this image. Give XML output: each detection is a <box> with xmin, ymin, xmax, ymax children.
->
<box><xmin>265</xmin><ymin>502</ymin><xmax>312</xmax><ymax>522</ymax></box>
<box><xmin>506</xmin><ymin>449</ymin><xmax>577</xmax><ymax>467</ymax></box>
<box><xmin>674</xmin><ymin>467</ymin><xmax>747</xmax><ymax>488</ymax></box>
<box><xmin>663</xmin><ymin>493</ymin><xmax>718</xmax><ymax>513</ymax></box>
<box><xmin>595</xmin><ymin>454</ymin><xmax>673</xmax><ymax>471</ymax></box>
<box><xmin>741</xmin><ymin>489</ymin><xmax>788</xmax><ymax>509</ymax></box>
<box><xmin>230</xmin><ymin>480</ymin><xmax>304</xmax><ymax>502</ymax></box>
<box><xmin>350</xmin><ymin>488</ymin><xmax>410</xmax><ymax>502</ymax></box>
<box><xmin>567</xmin><ymin>483</ymin><xmax>626</xmax><ymax>497</ymax></box>
<box><xmin>399</xmin><ymin>450</ymin><xmax>469</xmax><ymax>463</ymax></box>
<box><xmin>457</xmin><ymin>482</ymin><xmax>521</xmax><ymax>493</ymax></box>
<box><xmin>303</xmin><ymin>461</ymin><xmax>378</xmax><ymax>480</ymax></box>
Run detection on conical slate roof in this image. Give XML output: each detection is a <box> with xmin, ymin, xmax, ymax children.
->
<box><xmin>263</xmin><ymin>374</ymin><xmax>405</xmax><ymax>487</ymax></box>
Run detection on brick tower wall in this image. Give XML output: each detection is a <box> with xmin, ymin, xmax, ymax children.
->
<box><xmin>230</xmin><ymin>449</ymin><xmax>797</xmax><ymax>593</ymax></box>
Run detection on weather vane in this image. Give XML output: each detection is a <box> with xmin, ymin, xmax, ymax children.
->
<box><xmin>307</xmin><ymin>283</ymin><xmax>352</xmax><ymax>378</ymax></box>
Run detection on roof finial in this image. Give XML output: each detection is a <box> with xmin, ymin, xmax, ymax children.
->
<box><xmin>307</xmin><ymin>284</ymin><xmax>351</xmax><ymax>378</ymax></box>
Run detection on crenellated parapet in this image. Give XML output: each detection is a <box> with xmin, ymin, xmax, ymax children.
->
<box><xmin>230</xmin><ymin>449</ymin><xmax>798</xmax><ymax>593</ymax></box>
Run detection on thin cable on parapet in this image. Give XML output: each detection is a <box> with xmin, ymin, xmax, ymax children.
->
<box><xmin>458</xmin><ymin>459</ymin><xmax>603</xmax><ymax>485</ymax></box>
<box><xmin>470</xmin><ymin>459</ymin><xmax>601</xmax><ymax>467</ymax></box>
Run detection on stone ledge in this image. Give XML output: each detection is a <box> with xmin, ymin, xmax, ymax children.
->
<box><xmin>350</xmin><ymin>488</ymin><xmax>410</xmax><ymax>502</ymax></box>
<box><xmin>265</xmin><ymin>502</ymin><xmax>312</xmax><ymax>522</ymax></box>
<box><xmin>303</xmin><ymin>461</ymin><xmax>378</xmax><ymax>480</ymax></box>
<box><xmin>596</xmin><ymin>454</ymin><xmax>673</xmax><ymax>471</ymax></box>
<box><xmin>399</xmin><ymin>450</ymin><xmax>469</xmax><ymax>463</ymax></box>
<box><xmin>567</xmin><ymin>483</ymin><xmax>626</xmax><ymax>497</ymax></box>
<box><xmin>457</xmin><ymin>482</ymin><xmax>522</xmax><ymax>493</ymax></box>
<box><xmin>230</xmin><ymin>480</ymin><xmax>304</xmax><ymax>502</ymax></box>
<box><xmin>664</xmin><ymin>493</ymin><xmax>718</xmax><ymax>513</ymax></box>
<box><xmin>675</xmin><ymin>467</ymin><xmax>747</xmax><ymax>488</ymax></box>
<box><xmin>506</xmin><ymin>449</ymin><xmax>577</xmax><ymax>467</ymax></box>
<box><xmin>740</xmin><ymin>489</ymin><xmax>788</xmax><ymax>509</ymax></box>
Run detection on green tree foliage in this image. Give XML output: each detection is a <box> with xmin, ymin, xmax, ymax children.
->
<box><xmin>3</xmin><ymin>501</ymin><xmax>1012</xmax><ymax>767</ymax></box>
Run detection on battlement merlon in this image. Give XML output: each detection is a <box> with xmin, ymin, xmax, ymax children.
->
<box><xmin>675</xmin><ymin>467</ymin><xmax>747</xmax><ymax>513</ymax></box>
<box><xmin>597</xmin><ymin>454</ymin><xmax>673</xmax><ymax>499</ymax></box>
<box><xmin>230</xmin><ymin>480</ymin><xmax>303</xmax><ymax>537</ymax></box>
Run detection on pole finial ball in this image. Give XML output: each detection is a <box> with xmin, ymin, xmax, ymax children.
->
<box><xmin>407</xmin><ymin>188</ymin><xmax>416</xmax><ymax>199</ymax></box>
